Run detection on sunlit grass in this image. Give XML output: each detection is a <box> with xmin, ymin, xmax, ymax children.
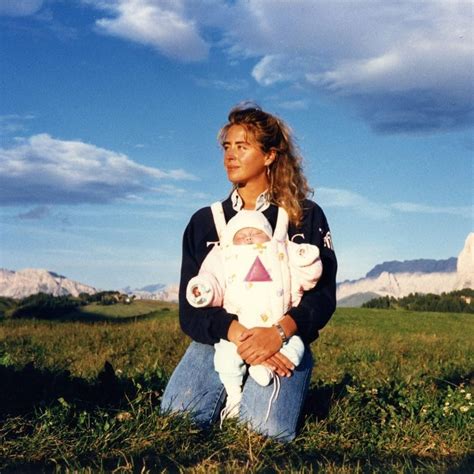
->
<box><xmin>79</xmin><ymin>300</ymin><xmax>177</xmax><ymax>318</ymax></box>
<box><xmin>0</xmin><ymin>306</ymin><xmax>472</xmax><ymax>472</ymax></box>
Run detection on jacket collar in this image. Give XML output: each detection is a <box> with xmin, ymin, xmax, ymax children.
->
<box><xmin>230</xmin><ymin>188</ymin><xmax>270</xmax><ymax>212</ymax></box>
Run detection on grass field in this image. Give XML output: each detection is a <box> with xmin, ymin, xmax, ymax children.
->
<box><xmin>0</xmin><ymin>304</ymin><xmax>472</xmax><ymax>472</ymax></box>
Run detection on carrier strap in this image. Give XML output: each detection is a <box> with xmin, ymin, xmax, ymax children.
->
<box><xmin>274</xmin><ymin>206</ymin><xmax>289</xmax><ymax>240</ymax></box>
<box><xmin>210</xmin><ymin>201</ymin><xmax>227</xmax><ymax>241</ymax></box>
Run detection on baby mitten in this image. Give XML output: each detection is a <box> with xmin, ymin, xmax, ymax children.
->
<box><xmin>186</xmin><ymin>273</ymin><xmax>223</xmax><ymax>307</ymax></box>
<box><xmin>287</xmin><ymin>241</ymin><xmax>320</xmax><ymax>266</ymax></box>
<box><xmin>288</xmin><ymin>242</ymin><xmax>323</xmax><ymax>303</ymax></box>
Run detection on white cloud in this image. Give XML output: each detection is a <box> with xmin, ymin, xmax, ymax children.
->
<box><xmin>24</xmin><ymin>0</ymin><xmax>467</xmax><ymax>133</ymax></box>
<box><xmin>150</xmin><ymin>184</ymin><xmax>186</xmax><ymax>196</ymax></box>
<box><xmin>0</xmin><ymin>0</ymin><xmax>43</xmax><ymax>16</ymax></box>
<box><xmin>78</xmin><ymin>0</ymin><xmax>473</xmax><ymax>131</ymax></box>
<box><xmin>316</xmin><ymin>187</ymin><xmax>472</xmax><ymax>220</ymax></box>
<box><xmin>89</xmin><ymin>0</ymin><xmax>209</xmax><ymax>62</ymax></box>
<box><xmin>194</xmin><ymin>77</ymin><xmax>248</xmax><ymax>91</ymax></box>
<box><xmin>276</xmin><ymin>99</ymin><xmax>309</xmax><ymax>111</ymax></box>
<box><xmin>391</xmin><ymin>202</ymin><xmax>473</xmax><ymax>219</ymax></box>
<box><xmin>0</xmin><ymin>114</ymin><xmax>36</xmax><ymax>135</ymax></box>
<box><xmin>148</xmin><ymin>184</ymin><xmax>212</xmax><ymax>203</ymax></box>
<box><xmin>0</xmin><ymin>133</ymin><xmax>197</xmax><ymax>205</ymax></box>
<box><xmin>316</xmin><ymin>187</ymin><xmax>391</xmax><ymax>220</ymax></box>
<box><xmin>234</xmin><ymin>0</ymin><xmax>474</xmax><ymax>133</ymax></box>
<box><xmin>251</xmin><ymin>55</ymin><xmax>302</xmax><ymax>86</ymax></box>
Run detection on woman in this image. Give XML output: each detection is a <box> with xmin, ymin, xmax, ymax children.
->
<box><xmin>161</xmin><ymin>104</ymin><xmax>337</xmax><ymax>442</ymax></box>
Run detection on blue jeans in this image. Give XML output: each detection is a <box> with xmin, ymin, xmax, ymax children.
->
<box><xmin>161</xmin><ymin>341</ymin><xmax>313</xmax><ymax>442</ymax></box>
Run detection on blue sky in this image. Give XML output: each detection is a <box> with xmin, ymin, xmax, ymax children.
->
<box><xmin>0</xmin><ymin>0</ymin><xmax>472</xmax><ymax>290</ymax></box>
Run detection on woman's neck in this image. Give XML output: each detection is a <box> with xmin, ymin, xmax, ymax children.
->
<box><xmin>236</xmin><ymin>181</ymin><xmax>268</xmax><ymax>209</ymax></box>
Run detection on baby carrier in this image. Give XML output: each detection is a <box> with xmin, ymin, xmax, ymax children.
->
<box><xmin>209</xmin><ymin>201</ymin><xmax>292</xmax><ymax>328</ymax></box>
<box><xmin>187</xmin><ymin>202</ymin><xmax>320</xmax><ymax>424</ymax></box>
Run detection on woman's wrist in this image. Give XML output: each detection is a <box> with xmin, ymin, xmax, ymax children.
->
<box><xmin>276</xmin><ymin>314</ymin><xmax>298</xmax><ymax>340</ymax></box>
<box><xmin>227</xmin><ymin>320</ymin><xmax>246</xmax><ymax>344</ymax></box>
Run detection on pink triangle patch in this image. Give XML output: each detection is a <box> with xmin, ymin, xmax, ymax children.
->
<box><xmin>244</xmin><ymin>256</ymin><xmax>272</xmax><ymax>282</ymax></box>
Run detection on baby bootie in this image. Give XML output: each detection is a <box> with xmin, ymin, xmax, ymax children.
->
<box><xmin>220</xmin><ymin>385</ymin><xmax>242</xmax><ymax>425</ymax></box>
<box><xmin>249</xmin><ymin>365</ymin><xmax>274</xmax><ymax>386</ymax></box>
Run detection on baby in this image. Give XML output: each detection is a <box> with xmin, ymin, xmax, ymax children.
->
<box><xmin>186</xmin><ymin>210</ymin><xmax>322</xmax><ymax>418</ymax></box>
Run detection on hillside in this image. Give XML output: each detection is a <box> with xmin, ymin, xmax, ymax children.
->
<box><xmin>337</xmin><ymin>292</ymin><xmax>381</xmax><ymax>308</ymax></box>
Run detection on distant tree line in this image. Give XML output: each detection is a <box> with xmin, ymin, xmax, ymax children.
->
<box><xmin>362</xmin><ymin>289</ymin><xmax>474</xmax><ymax>313</ymax></box>
<box><xmin>0</xmin><ymin>291</ymin><xmax>135</xmax><ymax>319</ymax></box>
<box><xmin>79</xmin><ymin>291</ymin><xmax>135</xmax><ymax>306</ymax></box>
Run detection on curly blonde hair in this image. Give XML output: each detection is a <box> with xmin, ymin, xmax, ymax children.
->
<box><xmin>218</xmin><ymin>103</ymin><xmax>312</xmax><ymax>227</ymax></box>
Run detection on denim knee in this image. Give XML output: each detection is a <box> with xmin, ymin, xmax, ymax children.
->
<box><xmin>160</xmin><ymin>341</ymin><xmax>226</xmax><ymax>426</ymax></box>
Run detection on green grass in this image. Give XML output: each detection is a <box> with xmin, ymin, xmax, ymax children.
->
<box><xmin>79</xmin><ymin>300</ymin><xmax>175</xmax><ymax>317</ymax></box>
<box><xmin>65</xmin><ymin>299</ymin><xmax>177</xmax><ymax>322</ymax></box>
<box><xmin>0</xmin><ymin>306</ymin><xmax>472</xmax><ymax>472</ymax></box>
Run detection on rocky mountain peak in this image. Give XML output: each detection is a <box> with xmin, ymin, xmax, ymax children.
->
<box><xmin>456</xmin><ymin>232</ymin><xmax>474</xmax><ymax>289</ymax></box>
<box><xmin>365</xmin><ymin>257</ymin><xmax>457</xmax><ymax>278</ymax></box>
<box><xmin>0</xmin><ymin>268</ymin><xmax>96</xmax><ymax>299</ymax></box>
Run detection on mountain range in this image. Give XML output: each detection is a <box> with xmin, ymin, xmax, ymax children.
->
<box><xmin>0</xmin><ymin>268</ymin><xmax>96</xmax><ymax>299</ymax></box>
<box><xmin>364</xmin><ymin>257</ymin><xmax>457</xmax><ymax>279</ymax></box>
<box><xmin>0</xmin><ymin>268</ymin><xmax>179</xmax><ymax>302</ymax></box>
<box><xmin>1</xmin><ymin>233</ymin><xmax>472</xmax><ymax>306</ymax></box>
<box><xmin>122</xmin><ymin>284</ymin><xmax>179</xmax><ymax>302</ymax></box>
<box><xmin>337</xmin><ymin>233</ymin><xmax>473</xmax><ymax>306</ymax></box>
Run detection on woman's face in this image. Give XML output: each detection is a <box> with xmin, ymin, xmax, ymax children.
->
<box><xmin>222</xmin><ymin>125</ymin><xmax>272</xmax><ymax>187</ymax></box>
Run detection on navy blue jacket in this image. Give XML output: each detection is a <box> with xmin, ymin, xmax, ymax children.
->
<box><xmin>179</xmin><ymin>196</ymin><xmax>337</xmax><ymax>345</ymax></box>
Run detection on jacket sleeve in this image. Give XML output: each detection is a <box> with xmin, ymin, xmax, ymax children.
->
<box><xmin>287</xmin><ymin>202</ymin><xmax>338</xmax><ymax>345</ymax></box>
<box><xmin>178</xmin><ymin>207</ymin><xmax>237</xmax><ymax>345</ymax></box>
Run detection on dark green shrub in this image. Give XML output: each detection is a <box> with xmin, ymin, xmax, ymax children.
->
<box><xmin>10</xmin><ymin>293</ymin><xmax>82</xmax><ymax>319</ymax></box>
<box><xmin>363</xmin><ymin>290</ymin><xmax>474</xmax><ymax>313</ymax></box>
<box><xmin>0</xmin><ymin>297</ymin><xmax>18</xmax><ymax>318</ymax></box>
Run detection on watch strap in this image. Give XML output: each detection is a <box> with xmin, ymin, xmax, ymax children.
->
<box><xmin>274</xmin><ymin>323</ymin><xmax>288</xmax><ymax>344</ymax></box>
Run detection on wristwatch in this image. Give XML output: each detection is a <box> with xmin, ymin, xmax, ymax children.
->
<box><xmin>274</xmin><ymin>323</ymin><xmax>288</xmax><ymax>344</ymax></box>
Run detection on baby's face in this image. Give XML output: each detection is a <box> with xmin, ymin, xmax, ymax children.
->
<box><xmin>233</xmin><ymin>227</ymin><xmax>270</xmax><ymax>245</ymax></box>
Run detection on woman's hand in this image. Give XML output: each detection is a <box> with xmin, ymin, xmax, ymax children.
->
<box><xmin>237</xmin><ymin>326</ymin><xmax>282</xmax><ymax>365</ymax></box>
<box><xmin>262</xmin><ymin>352</ymin><xmax>295</xmax><ymax>377</ymax></box>
<box><xmin>231</xmin><ymin>315</ymin><xmax>299</xmax><ymax>376</ymax></box>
